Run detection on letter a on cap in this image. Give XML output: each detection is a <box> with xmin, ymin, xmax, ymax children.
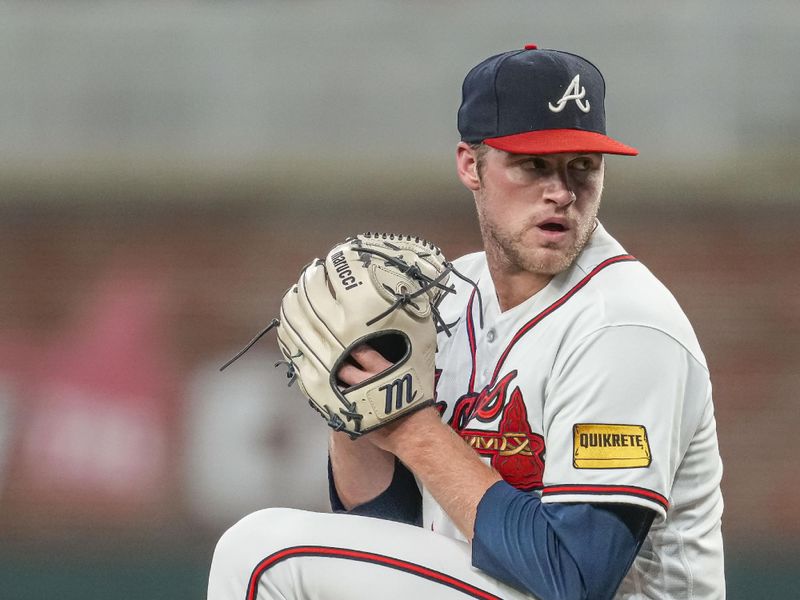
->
<box><xmin>548</xmin><ymin>75</ymin><xmax>590</xmax><ymax>114</ymax></box>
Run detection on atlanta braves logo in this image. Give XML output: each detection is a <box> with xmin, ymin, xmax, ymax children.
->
<box><xmin>548</xmin><ymin>74</ymin><xmax>590</xmax><ymax>113</ymax></box>
<box><xmin>448</xmin><ymin>372</ymin><xmax>545</xmax><ymax>491</ymax></box>
<box><xmin>450</xmin><ymin>371</ymin><xmax>518</xmax><ymax>430</ymax></box>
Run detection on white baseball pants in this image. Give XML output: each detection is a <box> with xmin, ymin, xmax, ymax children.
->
<box><xmin>207</xmin><ymin>508</ymin><xmax>531</xmax><ymax>599</ymax></box>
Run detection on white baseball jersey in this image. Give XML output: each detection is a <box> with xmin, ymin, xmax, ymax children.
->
<box><xmin>208</xmin><ymin>222</ymin><xmax>725</xmax><ymax>600</ymax></box>
<box><xmin>427</xmin><ymin>222</ymin><xmax>725</xmax><ymax>598</ymax></box>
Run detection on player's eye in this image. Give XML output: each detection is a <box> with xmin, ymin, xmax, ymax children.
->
<box><xmin>570</xmin><ymin>158</ymin><xmax>592</xmax><ymax>171</ymax></box>
<box><xmin>520</xmin><ymin>157</ymin><xmax>549</xmax><ymax>170</ymax></box>
<box><xmin>569</xmin><ymin>155</ymin><xmax>601</xmax><ymax>172</ymax></box>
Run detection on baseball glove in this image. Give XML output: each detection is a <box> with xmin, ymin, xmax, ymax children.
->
<box><xmin>222</xmin><ymin>233</ymin><xmax>457</xmax><ymax>438</ymax></box>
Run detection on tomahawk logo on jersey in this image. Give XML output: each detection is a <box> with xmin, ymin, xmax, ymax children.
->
<box><xmin>447</xmin><ymin>370</ymin><xmax>545</xmax><ymax>491</ymax></box>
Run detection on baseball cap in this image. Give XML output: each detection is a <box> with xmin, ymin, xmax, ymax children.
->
<box><xmin>458</xmin><ymin>44</ymin><xmax>638</xmax><ymax>156</ymax></box>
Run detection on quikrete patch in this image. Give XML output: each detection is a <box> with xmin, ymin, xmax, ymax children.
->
<box><xmin>573</xmin><ymin>424</ymin><xmax>651</xmax><ymax>468</ymax></box>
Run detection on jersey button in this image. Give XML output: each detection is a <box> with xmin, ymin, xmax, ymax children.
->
<box><xmin>486</xmin><ymin>328</ymin><xmax>496</xmax><ymax>343</ymax></box>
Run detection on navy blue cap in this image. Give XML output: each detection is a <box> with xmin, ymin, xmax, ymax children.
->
<box><xmin>458</xmin><ymin>44</ymin><xmax>637</xmax><ymax>156</ymax></box>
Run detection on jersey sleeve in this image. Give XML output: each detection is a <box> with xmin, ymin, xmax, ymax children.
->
<box><xmin>540</xmin><ymin>324</ymin><xmax>710</xmax><ymax>518</ymax></box>
<box><xmin>472</xmin><ymin>480</ymin><xmax>654</xmax><ymax>600</ymax></box>
<box><xmin>328</xmin><ymin>457</ymin><xmax>422</xmax><ymax>526</ymax></box>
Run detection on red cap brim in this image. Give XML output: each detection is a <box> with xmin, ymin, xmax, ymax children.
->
<box><xmin>484</xmin><ymin>129</ymin><xmax>638</xmax><ymax>156</ymax></box>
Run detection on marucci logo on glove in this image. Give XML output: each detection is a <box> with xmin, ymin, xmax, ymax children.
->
<box><xmin>379</xmin><ymin>373</ymin><xmax>417</xmax><ymax>414</ymax></box>
<box><xmin>572</xmin><ymin>423</ymin><xmax>651</xmax><ymax>469</ymax></box>
<box><xmin>330</xmin><ymin>250</ymin><xmax>362</xmax><ymax>290</ymax></box>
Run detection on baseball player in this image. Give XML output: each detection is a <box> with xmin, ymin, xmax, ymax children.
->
<box><xmin>208</xmin><ymin>45</ymin><xmax>725</xmax><ymax>599</ymax></box>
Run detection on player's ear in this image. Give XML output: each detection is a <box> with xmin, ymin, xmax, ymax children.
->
<box><xmin>456</xmin><ymin>142</ymin><xmax>482</xmax><ymax>191</ymax></box>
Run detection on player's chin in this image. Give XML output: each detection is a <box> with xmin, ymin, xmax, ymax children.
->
<box><xmin>522</xmin><ymin>247</ymin><xmax>576</xmax><ymax>275</ymax></box>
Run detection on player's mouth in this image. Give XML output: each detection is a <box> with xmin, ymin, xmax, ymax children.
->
<box><xmin>536</xmin><ymin>217</ymin><xmax>570</xmax><ymax>239</ymax></box>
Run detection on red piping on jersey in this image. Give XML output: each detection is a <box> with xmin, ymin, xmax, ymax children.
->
<box><xmin>246</xmin><ymin>545</ymin><xmax>502</xmax><ymax>600</ymax></box>
<box><xmin>490</xmin><ymin>254</ymin><xmax>637</xmax><ymax>385</ymax></box>
<box><xmin>465</xmin><ymin>287</ymin><xmax>478</xmax><ymax>393</ymax></box>
<box><xmin>542</xmin><ymin>484</ymin><xmax>669</xmax><ymax>511</ymax></box>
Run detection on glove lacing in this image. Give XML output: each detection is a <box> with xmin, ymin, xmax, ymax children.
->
<box><xmin>355</xmin><ymin>246</ymin><xmax>454</xmax><ymax>330</ymax></box>
<box><xmin>352</xmin><ymin>246</ymin><xmax>485</xmax><ymax>335</ymax></box>
<box><xmin>219</xmin><ymin>318</ymin><xmax>280</xmax><ymax>372</ymax></box>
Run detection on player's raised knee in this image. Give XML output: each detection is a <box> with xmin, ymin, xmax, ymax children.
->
<box><xmin>213</xmin><ymin>507</ymin><xmax>311</xmax><ymax>563</ymax></box>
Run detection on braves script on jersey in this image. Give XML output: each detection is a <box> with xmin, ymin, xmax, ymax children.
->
<box><xmin>428</xmin><ymin>223</ymin><xmax>725</xmax><ymax>597</ymax></box>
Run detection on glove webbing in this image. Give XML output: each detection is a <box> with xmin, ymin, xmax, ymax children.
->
<box><xmin>354</xmin><ymin>246</ymin><xmax>455</xmax><ymax>334</ymax></box>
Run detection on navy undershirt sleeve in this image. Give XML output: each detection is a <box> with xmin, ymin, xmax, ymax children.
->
<box><xmin>473</xmin><ymin>480</ymin><xmax>654</xmax><ymax>600</ymax></box>
<box><xmin>328</xmin><ymin>457</ymin><xmax>422</xmax><ymax>526</ymax></box>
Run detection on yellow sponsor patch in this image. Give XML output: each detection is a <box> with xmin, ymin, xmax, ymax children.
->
<box><xmin>573</xmin><ymin>424</ymin><xmax>651</xmax><ymax>469</ymax></box>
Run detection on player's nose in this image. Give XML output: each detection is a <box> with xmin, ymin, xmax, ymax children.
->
<box><xmin>543</xmin><ymin>170</ymin><xmax>576</xmax><ymax>207</ymax></box>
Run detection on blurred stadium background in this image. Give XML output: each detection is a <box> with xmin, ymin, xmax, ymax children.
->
<box><xmin>0</xmin><ymin>1</ymin><xmax>798</xmax><ymax>598</ymax></box>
